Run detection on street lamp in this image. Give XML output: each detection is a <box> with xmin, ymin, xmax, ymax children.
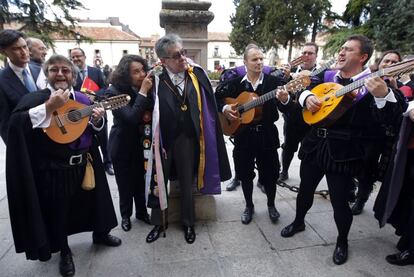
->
<box><xmin>75</xmin><ymin>32</ymin><xmax>81</xmax><ymax>46</ymax></box>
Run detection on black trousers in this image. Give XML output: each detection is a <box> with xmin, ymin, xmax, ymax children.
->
<box><xmin>233</xmin><ymin>129</ymin><xmax>279</xmax><ymax>208</ymax></box>
<box><xmin>294</xmin><ymin>160</ymin><xmax>353</xmax><ymax>246</ymax></box>
<box><xmin>281</xmin><ymin>113</ymin><xmax>310</xmax><ymax>173</ymax></box>
<box><xmin>151</xmin><ymin>132</ymin><xmax>196</xmax><ymax>227</ymax></box>
<box><xmin>113</xmin><ymin>159</ymin><xmax>147</xmax><ymax>219</ymax></box>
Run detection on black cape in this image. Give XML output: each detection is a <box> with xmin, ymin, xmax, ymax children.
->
<box><xmin>6</xmin><ymin>89</ymin><xmax>118</xmax><ymax>261</ymax></box>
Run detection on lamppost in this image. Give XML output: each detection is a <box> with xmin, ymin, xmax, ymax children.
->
<box><xmin>75</xmin><ymin>32</ymin><xmax>81</xmax><ymax>47</ymax></box>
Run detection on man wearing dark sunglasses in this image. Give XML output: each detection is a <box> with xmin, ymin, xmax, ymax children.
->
<box><xmin>145</xmin><ymin>33</ymin><xmax>231</xmax><ymax>244</ymax></box>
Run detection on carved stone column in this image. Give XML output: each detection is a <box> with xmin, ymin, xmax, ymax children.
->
<box><xmin>160</xmin><ymin>0</ymin><xmax>214</xmax><ymax>69</ymax></box>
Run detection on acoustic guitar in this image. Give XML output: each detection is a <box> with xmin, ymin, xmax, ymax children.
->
<box><xmin>44</xmin><ymin>94</ymin><xmax>131</xmax><ymax>144</ymax></box>
<box><xmin>219</xmin><ymin>75</ymin><xmax>310</xmax><ymax>136</ymax></box>
<box><xmin>303</xmin><ymin>58</ymin><xmax>414</xmax><ymax>127</ymax></box>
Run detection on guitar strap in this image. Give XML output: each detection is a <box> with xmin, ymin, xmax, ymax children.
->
<box><xmin>68</xmin><ymin>91</ymin><xmax>93</xmax><ymax>150</ymax></box>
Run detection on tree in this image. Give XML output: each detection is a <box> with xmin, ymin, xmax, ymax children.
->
<box><xmin>0</xmin><ymin>0</ymin><xmax>86</xmax><ymax>47</ymax></box>
<box><xmin>370</xmin><ymin>0</ymin><xmax>414</xmax><ymax>54</ymax></box>
<box><xmin>229</xmin><ymin>0</ymin><xmax>267</xmax><ymax>55</ymax></box>
<box><xmin>229</xmin><ymin>0</ymin><xmax>332</xmax><ymax>61</ymax></box>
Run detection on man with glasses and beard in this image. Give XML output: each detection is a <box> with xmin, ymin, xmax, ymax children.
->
<box><xmin>6</xmin><ymin>55</ymin><xmax>121</xmax><ymax>277</ymax></box>
<box><xmin>145</xmin><ymin>34</ymin><xmax>231</xmax><ymax>244</ymax></box>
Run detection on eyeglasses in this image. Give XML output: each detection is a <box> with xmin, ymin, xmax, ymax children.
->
<box><xmin>48</xmin><ymin>67</ymin><xmax>72</xmax><ymax>75</ymax></box>
<box><xmin>302</xmin><ymin>51</ymin><xmax>316</xmax><ymax>56</ymax></box>
<box><xmin>164</xmin><ymin>49</ymin><xmax>187</xmax><ymax>60</ymax></box>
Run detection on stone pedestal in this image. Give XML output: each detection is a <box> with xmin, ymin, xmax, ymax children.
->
<box><xmin>160</xmin><ymin>0</ymin><xmax>214</xmax><ymax>69</ymax></box>
<box><xmin>167</xmin><ymin>180</ymin><xmax>217</xmax><ymax>223</ymax></box>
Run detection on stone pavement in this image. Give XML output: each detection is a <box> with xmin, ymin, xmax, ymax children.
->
<box><xmin>0</xmin><ymin>119</ymin><xmax>413</xmax><ymax>277</ymax></box>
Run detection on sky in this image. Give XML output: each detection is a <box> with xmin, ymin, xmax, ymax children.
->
<box><xmin>72</xmin><ymin>0</ymin><xmax>348</xmax><ymax>38</ymax></box>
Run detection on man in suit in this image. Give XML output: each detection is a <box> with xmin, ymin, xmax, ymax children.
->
<box><xmin>279</xmin><ymin>42</ymin><xmax>317</xmax><ymax>182</ymax></box>
<box><xmin>70</xmin><ymin>48</ymin><xmax>114</xmax><ymax>175</ymax></box>
<box><xmin>146</xmin><ymin>34</ymin><xmax>231</xmax><ymax>244</ymax></box>
<box><xmin>26</xmin><ymin>37</ymin><xmax>47</xmax><ymax>66</ymax></box>
<box><xmin>27</xmin><ymin>37</ymin><xmax>48</xmax><ymax>89</ymax></box>
<box><xmin>0</xmin><ymin>29</ymin><xmax>41</xmax><ymax>144</ymax></box>
<box><xmin>215</xmin><ymin>44</ymin><xmax>289</xmax><ymax>225</ymax></box>
<box><xmin>280</xmin><ymin>35</ymin><xmax>404</xmax><ymax>265</ymax></box>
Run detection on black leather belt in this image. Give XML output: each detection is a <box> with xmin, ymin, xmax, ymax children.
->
<box><xmin>249</xmin><ymin>124</ymin><xmax>264</xmax><ymax>132</ymax></box>
<box><xmin>315</xmin><ymin>128</ymin><xmax>351</xmax><ymax>140</ymax></box>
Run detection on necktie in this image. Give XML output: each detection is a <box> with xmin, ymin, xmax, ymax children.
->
<box><xmin>22</xmin><ymin>68</ymin><xmax>37</xmax><ymax>92</ymax></box>
<box><xmin>79</xmin><ymin>69</ymin><xmax>86</xmax><ymax>81</ymax></box>
<box><xmin>172</xmin><ymin>74</ymin><xmax>184</xmax><ymax>95</ymax></box>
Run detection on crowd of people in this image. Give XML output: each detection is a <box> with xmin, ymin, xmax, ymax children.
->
<box><xmin>1</xmin><ymin>27</ymin><xmax>414</xmax><ymax>277</ymax></box>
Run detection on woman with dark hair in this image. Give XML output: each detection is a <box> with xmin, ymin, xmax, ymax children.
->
<box><xmin>106</xmin><ymin>55</ymin><xmax>153</xmax><ymax>231</ymax></box>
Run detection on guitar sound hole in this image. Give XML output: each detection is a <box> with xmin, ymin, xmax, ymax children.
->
<box><xmin>67</xmin><ymin>110</ymin><xmax>82</xmax><ymax>122</ymax></box>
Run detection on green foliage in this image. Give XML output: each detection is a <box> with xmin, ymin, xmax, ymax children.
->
<box><xmin>370</xmin><ymin>0</ymin><xmax>414</xmax><ymax>54</ymax></box>
<box><xmin>0</xmin><ymin>0</ymin><xmax>86</xmax><ymax>48</ymax></box>
<box><xmin>208</xmin><ymin>71</ymin><xmax>221</xmax><ymax>80</ymax></box>
<box><xmin>229</xmin><ymin>0</ymin><xmax>333</xmax><ymax>59</ymax></box>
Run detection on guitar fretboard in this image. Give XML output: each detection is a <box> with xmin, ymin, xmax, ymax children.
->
<box><xmin>238</xmin><ymin>88</ymin><xmax>279</xmax><ymax>113</ymax></box>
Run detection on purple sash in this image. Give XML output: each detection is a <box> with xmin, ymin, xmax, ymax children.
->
<box><xmin>68</xmin><ymin>91</ymin><xmax>93</xmax><ymax>150</ymax></box>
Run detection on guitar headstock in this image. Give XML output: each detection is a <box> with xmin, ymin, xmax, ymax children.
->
<box><xmin>101</xmin><ymin>94</ymin><xmax>131</xmax><ymax>110</ymax></box>
<box><xmin>382</xmin><ymin>58</ymin><xmax>414</xmax><ymax>78</ymax></box>
<box><xmin>285</xmin><ymin>75</ymin><xmax>311</xmax><ymax>93</ymax></box>
<box><xmin>290</xmin><ymin>55</ymin><xmax>305</xmax><ymax>68</ymax></box>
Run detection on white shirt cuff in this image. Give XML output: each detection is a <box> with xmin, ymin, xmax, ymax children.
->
<box><xmin>299</xmin><ymin>90</ymin><xmax>313</xmax><ymax>107</ymax></box>
<box><xmin>29</xmin><ymin>103</ymin><xmax>52</xmax><ymax>128</ymax></box>
<box><xmin>138</xmin><ymin>91</ymin><xmax>147</xmax><ymax>97</ymax></box>
<box><xmin>374</xmin><ymin>88</ymin><xmax>397</xmax><ymax>109</ymax></box>
<box><xmin>222</xmin><ymin>104</ymin><xmax>229</xmax><ymax>113</ymax></box>
<box><xmin>89</xmin><ymin>118</ymin><xmax>104</xmax><ymax>131</ymax></box>
<box><xmin>403</xmin><ymin>100</ymin><xmax>414</xmax><ymax>117</ymax></box>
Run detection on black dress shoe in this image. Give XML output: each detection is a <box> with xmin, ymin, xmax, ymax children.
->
<box><xmin>226</xmin><ymin>178</ymin><xmax>241</xmax><ymax>191</ymax></box>
<box><xmin>59</xmin><ymin>252</ymin><xmax>75</xmax><ymax>277</ymax></box>
<box><xmin>278</xmin><ymin>171</ymin><xmax>289</xmax><ymax>182</ymax></box>
<box><xmin>93</xmin><ymin>234</ymin><xmax>122</xmax><ymax>247</ymax></box>
<box><xmin>257</xmin><ymin>181</ymin><xmax>266</xmax><ymax>194</ymax></box>
<box><xmin>105</xmin><ymin>164</ymin><xmax>115</xmax><ymax>175</ymax></box>
<box><xmin>281</xmin><ymin>222</ymin><xmax>305</xmax><ymax>237</ymax></box>
<box><xmin>268</xmin><ymin>206</ymin><xmax>280</xmax><ymax>223</ymax></box>
<box><xmin>351</xmin><ymin>198</ymin><xmax>366</xmax><ymax>215</ymax></box>
<box><xmin>241</xmin><ymin>206</ymin><xmax>254</xmax><ymax>225</ymax></box>
<box><xmin>136</xmin><ymin>213</ymin><xmax>151</xmax><ymax>225</ymax></box>
<box><xmin>184</xmin><ymin>226</ymin><xmax>196</xmax><ymax>244</ymax></box>
<box><xmin>146</xmin><ymin>225</ymin><xmax>165</xmax><ymax>243</ymax></box>
<box><xmin>386</xmin><ymin>250</ymin><xmax>414</xmax><ymax>266</ymax></box>
<box><xmin>121</xmin><ymin>218</ymin><xmax>131</xmax><ymax>231</ymax></box>
<box><xmin>333</xmin><ymin>244</ymin><xmax>348</xmax><ymax>265</ymax></box>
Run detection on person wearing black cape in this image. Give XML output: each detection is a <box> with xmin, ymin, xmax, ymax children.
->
<box><xmin>6</xmin><ymin>55</ymin><xmax>121</xmax><ymax>277</ymax></box>
<box><xmin>374</xmin><ymin>98</ymin><xmax>414</xmax><ymax>266</ymax></box>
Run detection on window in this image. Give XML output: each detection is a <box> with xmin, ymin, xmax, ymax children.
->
<box><xmin>123</xmin><ymin>50</ymin><xmax>128</xmax><ymax>55</ymax></box>
<box><xmin>229</xmin><ymin>62</ymin><xmax>235</xmax><ymax>67</ymax></box>
<box><xmin>213</xmin><ymin>46</ymin><xmax>220</xmax><ymax>57</ymax></box>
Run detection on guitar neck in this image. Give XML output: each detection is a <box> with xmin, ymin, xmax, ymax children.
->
<box><xmin>311</xmin><ymin>59</ymin><xmax>335</xmax><ymax>77</ymax></box>
<box><xmin>238</xmin><ymin>88</ymin><xmax>278</xmax><ymax>113</ymax></box>
<box><xmin>336</xmin><ymin>70</ymin><xmax>382</xmax><ymax>97</ymax></box>
<box><xmin>76</xmin><ymin>102</ymin><xmax>104</xmax><ymax>119</ymax></box>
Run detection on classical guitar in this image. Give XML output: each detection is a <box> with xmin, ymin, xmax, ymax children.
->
<box><xmin>219</xmin><ymin>75</ymin><xmax>311</xmax><ymax>136</ymax></box>
<box><xmin>303</xmin><ymin>58</ymin><xmax>414</xmax><ymax>127</ymax></box>
<box><xmin>44</xmin><ymin>94</ymin><xmax>131</xmax><ymax>144</ymax></box>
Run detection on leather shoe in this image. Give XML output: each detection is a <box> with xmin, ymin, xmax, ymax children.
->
<box><xmin>184</xmin><ymin>226</ymin><xmax>196</xmax><ymax>244</ymax></box>
<box><xmin>386</xmin><ymin>250</ymin><xmax>414</xmax><ymax>266</ymax></box>
<box><xmin>105</xmin><ymin>164</ymin><xmax>115</xmax><ymax>175</ymax></box>
<box><xmin>136</xmin><ymin>213</ymin><xmax>151</xmax><ymax>225</ymax></box>
<box><xmin>278</xmin><ymin>171</ymin><xmax>289</xmax><ymax>182</ymax></box>
<box><xmin>93</xmin><ymin>233</ymin><xmax>122</xmax><ymax>247</ymax></box>
<box><xmin>121</xmin><ymin>218</ymin><xmax>131</xmax><ymax>231</ymax></box>
<box><xmin>268</xmin><ymin>206</ymin><xmax>280</xmax><ymax>223</ymax></box>
<box><xmin>333</xmin><ymin>244</ymin><xmax>348</xmax><ymax>265</ymax></box>
<box><xmin>146</xmin><ymin>225</ymin><xmax>165</xmax><ymax>243</ymax></box>
<box><xmin>241</xmin><ymin>206</ymin><xmax>254</xmax><ymax>224</ymax></box>
<box><xmin>281</xmin><ymin>222</ymin><xmax>305</xmax><ymax>237</ymax></box>
<box><xmin>351</xmin><ymin>198</ymin><xmax>366</xmax><ymax>215</ymax></box>
<box><xmin>257</xmin><ymin>181</ymin><xmax>266</xmax><ymax>194</ymax></box>
<box><xmin>226</xmin><ymin>178</ymin><xmax>241</xmax><ymax>191</ymax></box>
<box><xmin>59</xmin><ymin>252</ymin><xmax>75</xmax><ymax>277</ymax></box>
